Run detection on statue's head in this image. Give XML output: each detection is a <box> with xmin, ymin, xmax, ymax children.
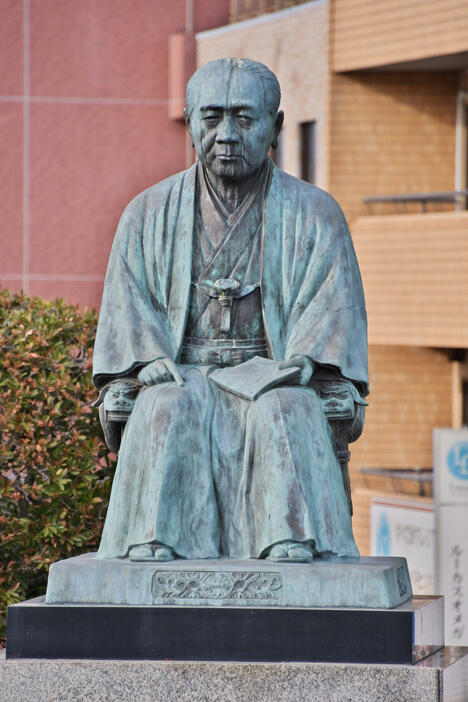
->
<box><xmin>185</xmin><ymin>58</ymin><xmax>284</xmax><ymax>182</ymax></box>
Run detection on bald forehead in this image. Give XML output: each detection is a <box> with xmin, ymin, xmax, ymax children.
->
<box><xmin>187</xmin><ymin>64</ymin><xmax>268</xmax><ymax>114</ymax></box>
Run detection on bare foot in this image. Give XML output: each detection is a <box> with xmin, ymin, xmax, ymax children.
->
<box><xmin>128</xmin><ymin>544</ymin><xmax>154</xmax><ymax>561</ymax></box>
<box><xmin>266</xmin><ymin>541</ymin><xmax>314</xmax><ymax>563</ymax></box>
<box><xmin>128</xmin><ymin>543</ymin><xmax>176</xmax><ymax>562</ymax></box>
<box><xmin>153</xmin><ymin>544</ymin><xmax>175</xmax><ymax>562</ymax></box>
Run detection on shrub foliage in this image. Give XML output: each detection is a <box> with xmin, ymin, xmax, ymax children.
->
<box><xmin>0</xmin><ymin>289</ymin><xmax>116</xmax><ymax>644</ymax></box>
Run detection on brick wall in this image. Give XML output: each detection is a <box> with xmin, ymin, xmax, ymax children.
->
<box><xmin>348</xmin><ymin>344</ymin><xmax>453</xmax><ymax>553</ymax></box>
<box><xmin>350</xmin><ymin>345</ymin><xmax>453</xmax><ymax>476</ymax></box>
<box><xmin>230</xmin><ymin>0</ymin><xmax>311</xmax><ymax>23</ymax></box>
<box><xmin>353</xmin><ymin>211</ymin><xmax>468</xmax><ymax>348</ymax></box>
<box><xmin>197</xmin><ymin>1</ymin><xmax>330</xmax><ymax>187</ymax></box>
<box><xmin>329</xmin><ymin>70</ymin><xmax>458</xmax><ymax>225</ymax></box>
<box><xmin>332</xmin><ymin>0</ymin><xmax>468</xmax><ymax>72</ymax></box>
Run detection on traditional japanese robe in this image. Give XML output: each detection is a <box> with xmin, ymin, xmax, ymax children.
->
<box><xmin>93</xmin><ymin>160</ymin><xmax>368</xmax><ymax>560</ymax></box>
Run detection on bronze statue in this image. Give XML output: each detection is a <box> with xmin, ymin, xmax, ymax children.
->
<box><xmin>93</xmin><ymin>58</ymin><xmax>368</xmax><ymax>564</ymax></box>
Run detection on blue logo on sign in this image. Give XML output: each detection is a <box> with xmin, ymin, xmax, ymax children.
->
<box><xmin>376</xmin><ymin>513</ymin><xmax>391</xmax><ymax>556</ymax></box>
<box><xmin>447</xmin><ymin>442</ymin><xmax>468</xmax><ymax>480</ymax></box>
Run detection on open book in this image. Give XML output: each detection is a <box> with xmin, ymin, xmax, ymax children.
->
<box><xmin>210</xmin><ymin>355</ymin><xmax>301</xmax><ymax>401</ymax></box>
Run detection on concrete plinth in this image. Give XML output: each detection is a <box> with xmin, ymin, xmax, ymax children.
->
<box><xmin>1</xmin><ymin>647</ymin><xmax>468</xmax><ymax>702</ymax></box>
<box><xmin>45</xmin><ymin>552</ymin><xmax>412</xmax><ymax>609</ymax></box>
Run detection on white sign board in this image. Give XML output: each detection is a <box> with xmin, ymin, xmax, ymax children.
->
<box><xmin>438</xmin><ymin>504</ymin><xmax>468</xmax><ymax>645</ymax></box>
<box><xmin>434</xmin><ymin>429</ymin><xmax>468</xmax><ymax>507</ymax></box>
<box><xmin>371</xmin><ymin>497</ymin><xmax>435</xmax><ymax>595</ymax></box>
<box><xmin>434</xmin><ymin>428</ymin><xmax>468</xmax><ymax>646</ymax></box>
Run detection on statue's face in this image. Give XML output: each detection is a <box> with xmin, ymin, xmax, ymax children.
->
<box><xmin>186</xmin><ymin>65</ymin><xmax>282</xmax><ymax>181</ymax></box>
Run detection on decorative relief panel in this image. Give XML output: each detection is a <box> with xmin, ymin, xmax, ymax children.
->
<box><xmin>152</xmin><ymin>570</ymin><xmax>282</xmax><ymax>601</ymax></box>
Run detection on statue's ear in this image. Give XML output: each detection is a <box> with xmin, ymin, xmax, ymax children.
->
<box><xmin>184</xmin><ymin>108</ymin><xmax>190</xmax><ymax>132</ymax></box>
<box><xmin>271</xmin><ymin>110</ymin><xmax>284</xmax><ymax>150</ymax></box>
<box><xmin>184</xmin><ymin>109</ymin><xmax>195</xmax><ymax>147</ymax></box>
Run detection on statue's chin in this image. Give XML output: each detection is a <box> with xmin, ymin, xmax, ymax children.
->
<box><xmin>208</xmin><ymin>158</ymin><xmax>267</xmax><ymax>185</ymax></box>
<box><xmin>210</xmin><ymin>160</ymin><xmax>246</xmax><ymax>181</ymax></box>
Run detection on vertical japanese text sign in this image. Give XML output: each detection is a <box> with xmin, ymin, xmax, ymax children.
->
<box><xmin>434</xmin><ymin>428</ymin><xmax>468</xmax><ymax>646</ymax></box>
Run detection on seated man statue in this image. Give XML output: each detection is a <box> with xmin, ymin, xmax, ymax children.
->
<box><xmin>93</xmin><ymin>58</ymin><xmax>368</xmax><ymax>564</ymax></box>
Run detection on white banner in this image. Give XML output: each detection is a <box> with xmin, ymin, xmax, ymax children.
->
<box><xmin>438</xmin><ymin>505</ymin><xmax>468</xmax><ymax>645</ymax></box>
<box><xmin>371</xmin><ymin>497</ymin><xmax>435</xmax><ymax>595</ymax></box>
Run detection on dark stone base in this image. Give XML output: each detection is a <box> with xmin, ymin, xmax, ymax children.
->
<box><xmin>6</xmin><ymin>595</ymin><xmax>443</xmax><ymax>664</ymax></box>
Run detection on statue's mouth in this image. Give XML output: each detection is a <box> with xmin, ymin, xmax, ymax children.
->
<box><xmin>216</xmin><ymin>154</ymin><xmax>244</xmax><ymax>161</ymax></box>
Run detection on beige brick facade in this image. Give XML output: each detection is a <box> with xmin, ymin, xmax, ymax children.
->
<box><xmin>349</xmin><ymin>345</ymin><xmax>453</xmax><ymax>555</ymax></box>
<box><xmin>328</xmin><ymin>71</ymin><xmax>458</xmax><ymax>224</ymax></box>
<box><xmin>353</xmin><ymin>212</ymin><xmax>468</xmax><ymax>348</ymax></box>
<box><xmin>350</xmin><ymin>345</ymin><xmax>453</xmax><ymax>475</ymax></box>
<box><xmin>332</xmin><ymin>0</ymin><xmax>468</xmax><ymax>72</ymax></box>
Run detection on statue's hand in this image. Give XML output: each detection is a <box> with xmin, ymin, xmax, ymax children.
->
<box><xmin>137</xmin><ymin>358</ymin><xmax>184</xmax><ymax>386</ymax></box>
<box><xmin>279</xmin><ymin>355</ymin><xmax>314</xmax><ymax>386</ymax></box>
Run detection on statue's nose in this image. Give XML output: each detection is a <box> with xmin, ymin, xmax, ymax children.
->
<box><xmin>216</xmin><ymin>116</ymin><xmax>239</xmax><ymax>143</ymax></box>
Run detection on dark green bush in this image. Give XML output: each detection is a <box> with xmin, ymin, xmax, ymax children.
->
<box><xmin>0</xmin><ymin>289</ymin><xmax>116</xmax><ymax>645</ymax></box>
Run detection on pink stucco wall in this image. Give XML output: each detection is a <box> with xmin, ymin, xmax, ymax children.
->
<box><xmin>0</xmin><ymin>0</ymin><xmax>229</xmax><ymax>308</ymax></box>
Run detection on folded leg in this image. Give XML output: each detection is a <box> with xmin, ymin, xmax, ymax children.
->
<box><xmin>234</xmin><ymin>386</ymin><xmax>359</xmax><ymax>559</ymax></box>
<box><xmin>97</xmin><ymin>368</ymin><xmax>220</xmax><ymax>559</ymax></box>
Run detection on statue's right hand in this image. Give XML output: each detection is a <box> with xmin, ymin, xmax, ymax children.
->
<box><xmin>137</xmin><ymin>358</ymin><xmax>184</xmax><ymax>386</ymax></box>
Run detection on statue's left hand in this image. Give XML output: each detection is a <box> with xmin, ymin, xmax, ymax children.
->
<box><xmin>279</xmin><ymin>355</ymin><xmax>314</xmax><ymax>386</ymax></box>
<box><xmin>137</xmin><ymin>358</ymin><xmax>184</xmax><ymax>386</ymax></box>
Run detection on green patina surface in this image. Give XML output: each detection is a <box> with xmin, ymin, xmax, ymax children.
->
<box><xmin>79</xmin><ymin>60</ymin><xmax>371</xmax><ymax>599</ymax></box>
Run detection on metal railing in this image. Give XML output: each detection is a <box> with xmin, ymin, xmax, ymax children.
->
<box><xmin>363</xmin><ymin>190</ymin><xmax>468</xmax><ymax>214</ymax></box>
<box><xmin>360</xmin><ymin>467</ymin><xmax>433</xmax><ymax>497</ymax></box>
<box><xmin>230</xmin><ymin>0</ymin><xmax>310</xmax><ymax>23</ymax></box>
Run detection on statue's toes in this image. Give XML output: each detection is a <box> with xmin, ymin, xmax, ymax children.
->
<box><xmin>128</xmin><ymin>545</ymin><xmax>154</xmax><ymax>561</ymax></box>
<box><xmin>266</xmin><ymin>541</ymin><xmax>314</xmax><ymax>563</ymax></box>
<box><xmin>286</xmin><ymin>543</ymin><xmax>314</xmax><ymax>562</ymax></box>
<box><xmin>153</xmin><ymin>544</ymin><xmax>175</xmax><ymax>562</ymax></box>
<box><xmin>266</xmin><ymin>543</ymin><xmax>289</xmax><ymax>561</ymax></box>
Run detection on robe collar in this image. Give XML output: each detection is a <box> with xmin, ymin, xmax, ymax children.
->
<box><xmin>202</xmin><ymin>160</ymin><xmax>270</xmax><ymax>228</ymax></box>
<box><xmin>195</xmin><ymin>161</ymin><xmax>270</xmax><ymax>293</ymax></box>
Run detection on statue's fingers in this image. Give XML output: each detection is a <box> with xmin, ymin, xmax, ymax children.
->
<box><xmin>278</xmin><ymin>360</ymin><xmax>291</xmax><ymax>370</ymax></box>
<box><xmin>299</xmin><ymin>361</ymin><xmax>314</xmax><ymax>386</ymax></box>
<box><xmin>140</xmin><ymin>361</ymin><xmax>162</xmax><ymax>385</ymax></box>
<box><xmin>154</xmin><ymin>360</ymin><xmax>170</xmax><ymax>382</ymax></box>
<box><xmin>138</xmin><ymin>365</ymin><xmax>153</xmax><ymax>385</ymax></box>
<box><xmin>143</xmin><ymin>369</ymin><xmax>159</xmax><ymax>385</ymax></box>
<box><xmin>163</xmin><ymin>359</ymin><xmax>184</xmax><ymax>386</ymax></box>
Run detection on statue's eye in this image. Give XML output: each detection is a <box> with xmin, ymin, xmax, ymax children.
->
<box><xmin>237</xmin><ymin>115</ymin><xmax>252</xmax><ymax>125</ymax></box>
<box><xmin>202</xmin><ymin>114</ymin><xmax>220</xmax><ymax>124</ymax></box>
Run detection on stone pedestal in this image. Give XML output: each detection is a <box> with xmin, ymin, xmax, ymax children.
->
<box><xmin>45</xmin><ymin>552</ymin><xmax>412</xmax><ymax>609</ymax></box>
<box><xmin>6</xmin><ymin>595</ymin><xmax>442</xmax><ymax>664</ymax></box>
<box><xmin>1</xmin><ymin>647</ymin><xmax>468</xmax><ymax>702</ymax></box>
<box><xmin>6</xmin><ymin>555</ymin><xmax>451</xmax><ymax>698</ymax></box>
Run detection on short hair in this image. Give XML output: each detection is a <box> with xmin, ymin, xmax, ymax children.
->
<box><xmin>186</xmin><ymin>58</ymin><xmax>281</xmax><ymax>117</ymax></box>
